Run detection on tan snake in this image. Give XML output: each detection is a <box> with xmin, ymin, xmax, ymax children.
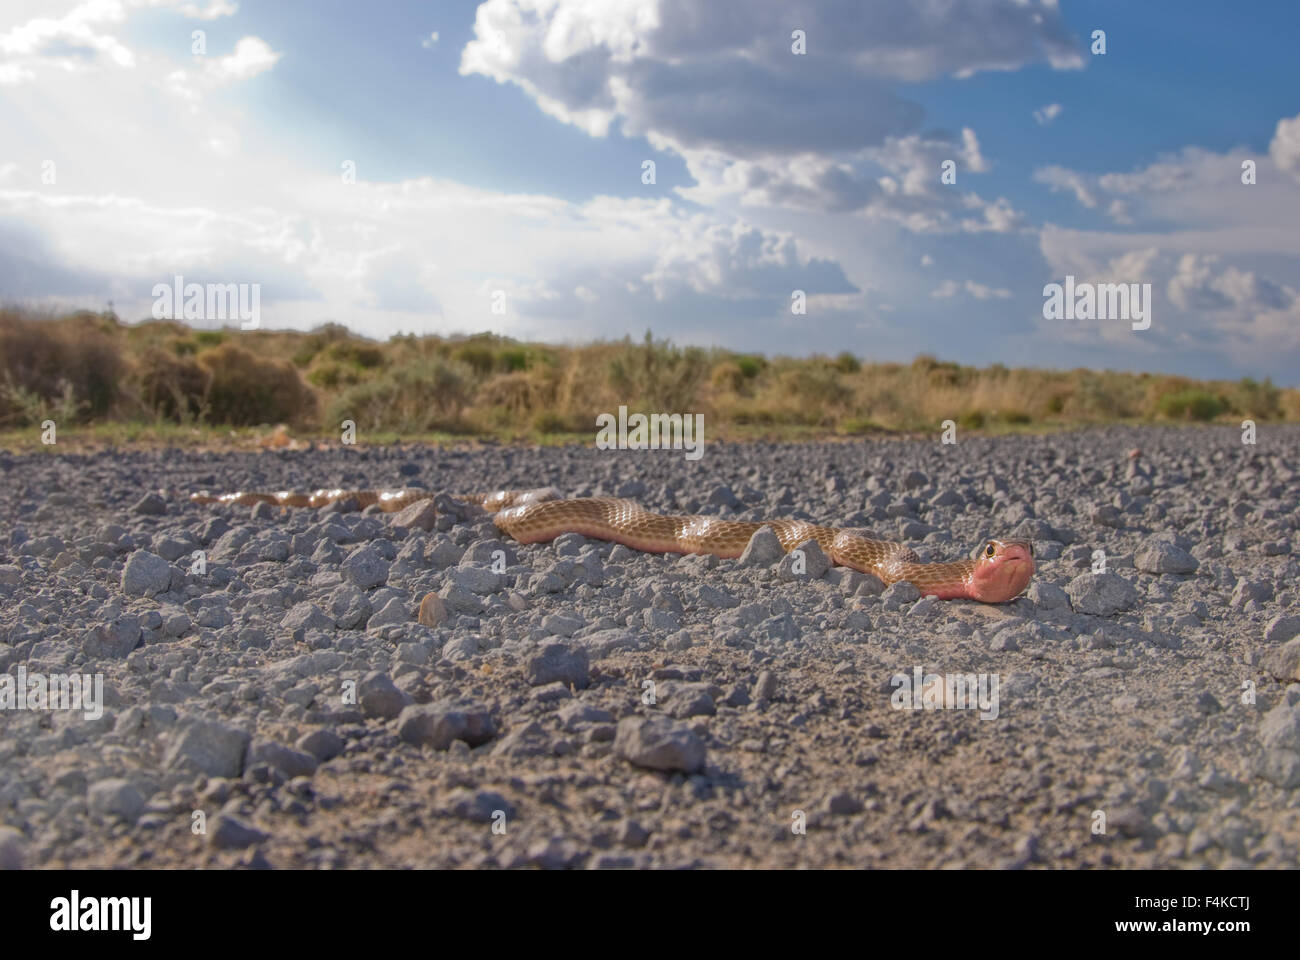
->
<box><xmin>188</xmin><ymin>487</ymin><xmax>1034</xmax><ymax>603</ymax></box>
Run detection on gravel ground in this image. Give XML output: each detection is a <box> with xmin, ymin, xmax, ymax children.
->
<box><xmin>2</xmin><ymin>425</ymin><xmax>1300</xmax><ymax>870</ymax></box>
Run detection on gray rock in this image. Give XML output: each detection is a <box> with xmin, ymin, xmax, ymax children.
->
<box><xmin>1232</xmin><ymin>578</ymin><xmax>1274</xmax><ymax>608</ymax></box>
<box><xmin>397</xmin><ymin>699</ymin><xmax>496</xmax><ymax>749</ymax></box>
<box><xmin>1135</xmin><ymin>539</ymin><xmax>1199</xmax><ymax>575</ymax></box>
<box><xmin>0</xmin><ymin>827</ymin><xmax>24</xmax><ymax>870</ymax></box>
<box><xmin>491</xmin><ymin>720</ymin><xmax>555</xmax><ymax>759</ymax></box>
<box><xmin>132</xmin><ymin>492</ymin><xmax>167</xmax><ymax>516</ymax></box>
<box><xmin>642</xmin><ymin>607</ymin><xmax>681</xmax><ymax>632</ymax></box>
<box><xmin>296</xmin><ymin>729</ymin><xmax>344</xmax><ymax>763</ymax></box>
<box><xmin>328</xmin><ymin>583</ymin><xmax>372</xmax><ymax>630</ymax></box>
<box><xmin>445</xmin><ymin>788</ymin><xmax>514</xmax><ymax>823</ymax></box>
<box><xmin>778</xmin><ymin>539</ymin><xmax>831</xmax><ymax>581</ymax></box>
<box><xmin>881</xmin><ymin>581</ymin><xmax>921</xmax><ymax>608</ymax></box>
<box><xmin>438</xmin><ymin>582</ymin><xmax>485</xmax><ymax>616</ymax></box>
<box><xmin>1264</xmin><ymin>615</ymin><xmax>1300</xmax><ymax>646</ymax></box>
<box><xmin>463</xmin><ymin>538</ymin><xmax>516</xmax><ymax>566</ymax></box>
<box><xmin>1264</xmin><ymin>637</ymin><xmax>1300</xmax><ymax>683</ymax></box>
<box><xmin>164</xmin><ymin>718</ymin><xmax>250</xmax><ymax>778</ymax></box>
<box><xmin>282</xmin><ymin>602</ymin><xmax>333</xmax><ymax>633</ymax></box>
<box><xmin>739</xmin><ymin>525</ymin><xmax>785</xmax><ymax>566</ymax></box>
<box><xmin>441</xmin><ymin>635</ymin><xmax>482</xmax><ymax>661</ymax></box>
<box><xmin>1066</xmin><ymin>572</ymin><xmax>1140</xmax><ymax>616</ymax></box>
<box><xmin>1259</xmin><ymin>698</ymin><xmax>1300</xmax><ymax>788</ymax></box>
<box><xmin>525</xmin><ymin>642</ymin><xmax>590</xmax><ymax>689</ymax></box>
<box><xmin>87</xmin><ymin>779</ymin><xmax>145</xmax><ymax>822</ymax></box>
<box><xmin>247</xmin><ymin>737</ymin><xmax>317</xmax><ymax>776</ymax></box>
<box><xmin>120</xmin><ymin>549</ymin><xmax>172</xmax><ymax>597</ymax></box>
<box><xmin>757</xmin><ymin>613</ymin><xmax>800</xmax><ymax>642</ymax></box>
<box><xmin>447</xmin><ymin>565</ymin><xmax>502</xmax><ymax>595</ymax></box>
<box><xmin>1090</xmin><ymin>504</ymin><xmax>1122</xmax><ymax>527</ymax></box>
<box><xmin>557</xmin><ymin>702</ymin><xmax>615</xmax><ymax>731</ymax></box>
<box><xmin>662</xmin><ymin>682</ymin><xmax>716</xmax><ymax>719</ymax></box>
<box><xmin>368</xmin><ymin>597</ymin><xmax>409</xmax><ymax>629</ymax></box>
<box><xmin>391</xmin><ymin>498</ymin><xmax>438</xmax><ymax>531</ymax></box>
<box><xmin>540</xmin><ymin>611</ymin><xmax>586</xmax><ymax>637</ymax></box>
<box><xmin>358</xmin><ymin>671</ymin><xmax>409</xmax><ymax>719</ymax></box>
<box><xmin>208</xmin><ymin>814</ymin><xmax>268</xmax><ymax>850</ymax></box>
<box><xmin>614</xmin><ymin>715</ymin><xmax>706</xmax><ymax>773</ymax></box>
<box><xmin>1025</xmin><ymin>580</ymin><xmax>1070</xmax><ymax>610</ymax></box>
<box><xmin>84</xmin><ymin>615</ymin><xmax>141</xmax><ymax>658</ymax></box>
<box><xmin>342</xmin><ymin>544</ymin><xmax>390</xmax><ymax>590</ymax></box>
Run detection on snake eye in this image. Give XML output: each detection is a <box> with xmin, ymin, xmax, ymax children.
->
<box><xmin>985</xmin><ymin>542</ymin><xmax>996</xmax><ymax>558</ymax></box>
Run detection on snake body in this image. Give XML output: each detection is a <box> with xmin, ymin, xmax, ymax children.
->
<box><xmin>189</xmin><ymin>487</ymin><xmax>1034</xmax><ymax>603</ymax></box>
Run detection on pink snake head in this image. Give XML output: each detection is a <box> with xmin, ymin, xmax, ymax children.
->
<box><xmin>968</xmin><ymin>538</ymin><xmax>1035</xmax><ymax>603</ymax></box>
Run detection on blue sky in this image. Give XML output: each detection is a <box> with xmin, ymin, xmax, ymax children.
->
<box><xmin>3</xmin><ymin>0</ymin><xmax>1300</xmax><ymax>384</ymax></box>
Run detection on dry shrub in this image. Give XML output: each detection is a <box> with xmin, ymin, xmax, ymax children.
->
<box><xmin>606</xmin><ymin>332</ymin><xmax>708</xmax><ymax>412</ymax></box>
<box><xmin>0</xmin><ymin>309</ymin><xmax>123</xmax><ymax>423</ymax></box>
<box><xmin>136</xmin><ymin>347</ymin><xmax>209</xmax><ymax>422</ymax></box>
<box><xmin>198</xmin><ymin>343</ymin><xmax>316</xmax><ymax>426</ymax></box>
<box><xmin>325</xmin><ymin>359</ymin><xmax>472</xmax><ymax>433</ymax></box>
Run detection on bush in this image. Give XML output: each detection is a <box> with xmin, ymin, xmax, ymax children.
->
<box><xmin>292</xmin><ymin>322</ymin><xmax>352</xmax><ymax>366</ymax></box>
<box><xmin>735</xmin><ymin>355</ymin><xmax>765</xmax><ymax>379</ymax></box>
<box><xmin>477</xmin><ymin>371</ymin><xmax>537</xmax><ymax>414</ymax></box>
<box><xmin>136</xmin><ymin>348</ymin><xmax>209</xmax><ymax>422</ymax></box>
<box><xmin>498</xmin><ymin>348</ymin><xmax>528</xmax><ymax>372</ymax></box>
<box><xmin>710</xmin><ymin>361</ymin><xmax>746</xmax><ymax>394</ymax></box>
<box><xmin>454</xmin><ymin>344</ymin><xmax>496</xmax><ymax>376</ymax></box>
<box><xmin>0</xmin><ymin>310</ymin><xmax>122</xmax><ymax>424</ymax></box>
<box><xmin>322</xmin><ymin>340</ymin><xmax>385</xmax><ymax>370</ymax></box>
<box><xmin>325</xmin><ymin>359</ymin><xmax>472</xmax><ymax>433</ymax></box>
<box><xmin>198</xmin><ymin>343</ymin><xmax>316</xmax><ymax>426</ymax></box>
<box><xmin>782</xmin><ymin>365</ymin><xmax>851</xmax><ymax>413</ymax></box>
<box><xmin>834</xmin><ymin>351</ymin><xmax>861</xmax><ymax>374</ymax></box>
<box><xmin>1157</xmin><ymin>390</ymin><xmax>1226</xmax><ymax>421</ymax></box>
<box><xmin>1229</xmin><ymin>377</ymin><xmax>1281</xmax><ymax>419</ymax></box>
<box><xmin>607</xmin><ymin>331</ymin><xmax>708</xmax><ymax>411</ymax></box>
<box><xmin>306</xmin><ymin>361</ymin><xmax>363</xmax><ymax>389</ymax></box>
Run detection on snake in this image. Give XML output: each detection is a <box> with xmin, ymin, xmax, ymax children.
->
<box><xmin>188</xmin><ymin>487</ymin><xmax>1034</xmax><ymax>603</ymax></box>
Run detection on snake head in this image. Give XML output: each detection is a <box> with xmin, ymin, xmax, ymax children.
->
<box><xmin>970</xmin><ymin>538</ymin><xmax>1035</xmax><ymax>603</ymax></box>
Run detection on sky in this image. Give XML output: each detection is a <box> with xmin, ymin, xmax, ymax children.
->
<box><xmin>2</xmin><ymin>0</ymin><xmax>1299</xmax><ymax>384</ymax></box>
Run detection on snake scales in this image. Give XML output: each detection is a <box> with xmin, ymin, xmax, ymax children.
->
<box><xmin>189</xmin><ymin>487</ymin><xmax>1035</xmax><ymax>603</ymax></box>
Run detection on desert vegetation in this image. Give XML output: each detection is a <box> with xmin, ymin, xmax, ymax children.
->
<box><xmin>1</xmin><ymin>306</ymin><xmax>1295</xmax><ymax>443</ymax></box>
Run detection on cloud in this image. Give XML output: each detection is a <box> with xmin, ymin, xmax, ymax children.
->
<box><xmin>0</xmin><ymin>0</ymin><xmax>240</xmax><ymax>85</ymax></box>
<box><xmin>460</xmin><ymin>0</ymin><xmax>1077</xmax><ymax>220</ymax></box>
<box><xmin>1034</xmin><ymin>165</ymin><xmax>1096</xmax><ymax>208</ymax></box>
<box><xmin>0</xmin><ymin>171</ymin><xmax>855</xmax><ymax>347</ymax></box>
<box><xmin>1033</xmin><ymin>102</ymin><xmax>1063</xmax><ymax>125</ymax></box>
<box><xmin>164</xmin><ymin>35</ymin><xmax>282</xmax><ymax>102</ymax></box>
<box><xmin>178</xmin><ymin>1</ymin><xmax>238</xmax><ymax>19</ymax></box>
<box><xmin>422</xmin><ymin>31</ymin><xmax>440</xmax><ymax>49</ymax></box>
<box><xmin>931</xmin><ymin>278</ymin><xmax>1010</xmax><ymax>300</ymax></box>
<box><xmin>0</xmin><ymin>0</ymin><xmax>136</xmax><ymax>79</ymax></box>
<box><xmin>208</xmin><ymin>36</ymin><xmax>280</xmax><ymax>80</ymax></box>
<box><xmin>1269</xmin><ymin>111</ymin><xmax>1300</xmax><ymax>181</ymax></box>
